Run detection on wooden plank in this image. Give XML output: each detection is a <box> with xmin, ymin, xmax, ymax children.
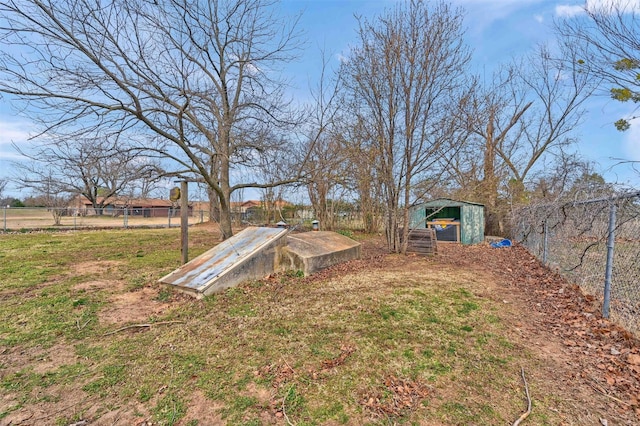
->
<box><xmin>398</xmin><ymin>228</ymin><xmax>438</xmax><ymax>255</ymax></box>
<box><xmin>405</xmin><ymin>227</ymin><xmax>437</xmax><ymax>255</ymax></box>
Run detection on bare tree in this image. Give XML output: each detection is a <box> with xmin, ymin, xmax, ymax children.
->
<box><xmin>304</xmin><ymin>133</ymin><xmax>350</xmax><ymax>231</ymax></box>
<box><xmin>0</xmin><ymin>0</ymin><xmax>304</xmax><ymax>239</ymax></box>
<box><xmin>500</xmin><ymin>45</ymin><xmax>598</xmax><ymax>193</ymax></box>
<box><xmin>17</xmin><ymin>170</ymin><xmax>71</xmax><ymax>225</ymax></box>
<box><xmin>341</xmin><ymin>116</ymin><xmax>384</xmax><ymax>234</ymax></box>
<box><xmin>458</xmin><ymin>43</ymin><xmax>598</xmax><ymax>235</ymax></box>
<box><xmin>299</xmin><ymin>52</ymin><xmax>350</xmax><ymax>231</ymax></box>
<box><xmin>12</xmin><ymin>136</ymin><xmax>161</xmax><ymax>214</ymax></box>
<box><xmin>527</xmin><ymin>155</ymin><xmax>615</xmax><ymax>203</ymax></box>
<box><xmin>251</xmin><ymin>130</ymin><xmax>301</xmax><ymax>225</ymax></box>
<box><xmin>230</xmin><ymin>187</ymin><xmax>244</xmax><ymax>226</ymax></box>
<box><xmin>457</xmin><ymin>69</ymin><xmax>532</xmax><ymax>234</ymax></box>
<box><xmin>556</xmin><ymin>1</ymin><xmax>640</xmax><ymax>131</ymax></box>
<box><xmin>341</xmin><ymin>0</ymin><xmax>471</xmax><ymax>252</ymax></box>
<box><xmin>0</xmin><ymin>179</ymin><xmax>6</xmax><ymax>202</ymax></box>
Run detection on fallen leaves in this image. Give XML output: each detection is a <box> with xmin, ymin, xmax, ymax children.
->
<box><xmin>254</xmin><ymin>344</ymin><xmax>358</xmax><ymax>421</ymax></box>
<box><xmin>628</xmin><ymin>354</ymin><xmax>640</xmax><ymax>365</ymax></box>
<box><xmin>439</xmin><ymin>242</ymin><xmax>640</xmax><ymax>420</ymax></box>
<box><xmin>361</xmin><ymin>375</ymin><xmax>430</xmax><ymax>419</ymax></box>
<box><xmin>320</xmin><ymin>344</ymin><xmax>356</xmax><ymax>371</ymax></box>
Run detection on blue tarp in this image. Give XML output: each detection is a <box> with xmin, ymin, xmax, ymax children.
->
<box><xmin>490</xmin><ymin>239</ymin><xmax>512</xmax><ymax>248</ymax></box>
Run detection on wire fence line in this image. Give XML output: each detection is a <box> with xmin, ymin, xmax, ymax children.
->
<box><xmin>1</xmin><ymin>206</ymin><xmax>367</xmax><ymax>233</ymax></box>
<box><xmin>512</xmin><ymin>191</ymin><xmax>640</xmax><ymax>335</ymax></box>
<box><xmin>1</xmin><ymin>206</ymin><xmax>210</xmax><ymax>232</ymax></box>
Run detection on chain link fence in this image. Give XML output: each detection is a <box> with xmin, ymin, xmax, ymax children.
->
<box><xmin>2</xmin><ymin>206</ymin><xmax>210</xmax><ymax>232</ymax></box>
<box><xmin>512</xmin><ymin>192</ymin><xmax>640</xmax><ymax>334</ymax></box>
<box><xmin>1</xmin><ymin>206</ymin><xmax>371</xmax><ymax>233</ymax></box>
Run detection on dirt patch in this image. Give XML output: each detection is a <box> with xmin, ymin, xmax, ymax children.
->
<box><xmin>180</xmin><ymin>391</ymin><xmax>225</xmax><ymax>425</ymax></box>
<box><xmin>1</xmin><ymin>385</ymin><xmax>96</xmax><ymax>425</ymax></box>
<box><xmin>0</xmin><ymin>343</ymin><xmax>78</xmax><ymax>377</ymax></box>
<box><xmin>73</xmin><ymin>279</ymin><xmax>126</xmax><ymax>292</ymax></box>
<box><xmin>98</xmin><ymin>286</ymin><xmax>171</xmax><ymax>324</ymax></box>
<box><xmin>5</xmin><ymin>388</ymin><xmax>162</xmax><ymax>426</ymax></box>
<box><xmin>244</xmin><ymin>381</ymin><xmax>273</xmax><ymax>404</ymax></box>
<box><xmin>80</xmin><ymin>401</ymin><xmax>153</xmax><ymax>425</ymax></box>
<box><xmin>72</xmin><ymin>260</ymin><xmax>125</xmax><ymax>276</ymax></box>
<box><xmin>31</xmin><ymin>344</ymin><xmax>80</xmax><ymax>375</ymax></box>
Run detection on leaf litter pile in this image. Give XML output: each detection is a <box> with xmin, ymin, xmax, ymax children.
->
<box><xmin>1</xmin><ymin>228</ymin><xmax>640</xmax><ymax>425</ymax></box>
<box><xmin>440</xmin><ymin>242</ymin><xmax>640</xmax><ymax>424</ymax></box>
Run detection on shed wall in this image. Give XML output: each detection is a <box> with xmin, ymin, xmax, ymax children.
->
<box><xmin>460</xmin><ymin>205</ymin><xmax>485</xmax><ymax>244</ymax></box>
<box><xmin>409</xmin><ymin>208</ymin><xmax>424</xmax><ymax>229</ymax></box>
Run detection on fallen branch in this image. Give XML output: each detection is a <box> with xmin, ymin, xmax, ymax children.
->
<box><xmin>590</xmin><ymin>381</ymin><xmax>631</xmax><ymax>406</ymax></box>
<box><xmin>282</xmin><ymin>386</ymin><xmax>296</xmax><ymax>426</ymax></box>
<box><xmin>103</xmin><ymin>320</ymin><xmax>184</xmax><ymax>336</ymax></box>
<box><xmin>76</xmin><ymin>318</ymin><xmax>91</xmax><ymax>330</ymax></box>
<box><xmin>512</xmin><ymin>367</ymin><xmax>531</xmax><ymax>426</ymax></box>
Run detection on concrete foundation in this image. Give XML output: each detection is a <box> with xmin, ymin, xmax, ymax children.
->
<box><xmin>281</xmin><ymin>231</ymin><xmax>361</xmax><ymax>276</ymax></box>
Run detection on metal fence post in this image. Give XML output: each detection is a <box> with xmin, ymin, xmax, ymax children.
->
<box><xmin>124</xmin><ymin>208</ymin><xmax>128</xmax><ymax>229</ymax></box>
<box><xmin>602</xmin><ymin>203</ymin><xmax>617</xmax><ymax>319</ymax></box>
<box><xmin>168</xmin><ymin>208</ymin><xmax>172</xmax><ymax>228</ymax></box>
<box><xmin>3</xmin><ymin>206</ymin><xmax>6</xmax><ymax>233</ymax></box>
<box><xmin>180</xmin><ymin>181</ymin><xmax>188</xmax><ymax>264</ymax></box>
<box><xmin>542</xmin><ymin>219</ymin><xmax>548</xmax><ymax>265</ymax></box>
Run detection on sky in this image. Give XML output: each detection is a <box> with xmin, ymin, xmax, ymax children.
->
<box><xmin>276</xmin><ymin>0</ymin><xmax>640</xmax><ymax>186</ymax></box>
<box><xmin>1</xmin><ymin>0</ymin><xmax>639</xmax><ymax>199</ymax></box>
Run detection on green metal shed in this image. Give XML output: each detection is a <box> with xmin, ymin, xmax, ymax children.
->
<box><xmin>409</xmin><ymin>198</ymin><xmax>485</xmax><ymax>245</ymax></box>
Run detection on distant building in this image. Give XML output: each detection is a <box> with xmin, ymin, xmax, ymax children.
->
<box><xmin>69</xmin><ymin>195</ymin><xmax>190</xmax><ymax>217</ymax></box>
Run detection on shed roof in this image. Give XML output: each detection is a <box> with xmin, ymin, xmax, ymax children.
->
<box><xmin>414</xmin><ymin>198</ymin><xmax>484</xmax><ymax>208</ymax></box>
<box><xmin>73</xmin><ymin>195</ymin><xmax>175</xmax><ymax>208</ymax></box>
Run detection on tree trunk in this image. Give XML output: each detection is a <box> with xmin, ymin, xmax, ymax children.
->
<box><xmin>208</xmin><ymin>187</ymin><xmax>220</xmax><ymax>223</ymax></box>
<box><xmin>482</xmin><ymin>112</ymin><xmax>501</xmax><ymax>236</ymax></box>
<box><xmin>219</xmin><ymin>195</ymin><xmax>233</xmax><ymax>240</ymax></box>
<box><xmin>218</xmin><ymin>158</ymin><xmax>233</xmax><ymax>239</ymax></box>
<box><xmin>308</xmin><ymin>181</ymin><xmax>335</xmax><ymax>232</ymax></box>
<box><xmin>384</xmin><ymin>188</ymin><xmax>400</xmax><ymax>252</ymax></box>
<box><xmin>400</xmin><ymin>178</ymin><xmax>412</xmax><ymax>254</ymax></box>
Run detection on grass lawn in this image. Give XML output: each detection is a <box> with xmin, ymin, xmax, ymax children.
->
<box><xmin>0</xmin><ymin>226</ymin><xmax>629</xmax><ymax>425</ymax></box>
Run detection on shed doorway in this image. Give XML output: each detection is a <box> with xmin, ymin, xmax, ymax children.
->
<box><xmin>424</xmin><ymin>207</ymin><xmax>461</xmax><ymax>243</ymax></box>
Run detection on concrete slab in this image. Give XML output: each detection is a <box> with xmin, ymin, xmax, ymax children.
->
<box><xmin>159</xmin><ymin>226</ymin><xmax>288</xmax><ymax>298</ymax></box>
<box><xmin>281</xmin><ymin>231</ymin><xmax>361</xmax><ymax>275</ymax></box>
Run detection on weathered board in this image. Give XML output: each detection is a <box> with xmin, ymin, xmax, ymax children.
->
<box><xmin>405</xmin><ymin>228</ymin><xmax>438</xmax><ymax>255</ymax></box>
